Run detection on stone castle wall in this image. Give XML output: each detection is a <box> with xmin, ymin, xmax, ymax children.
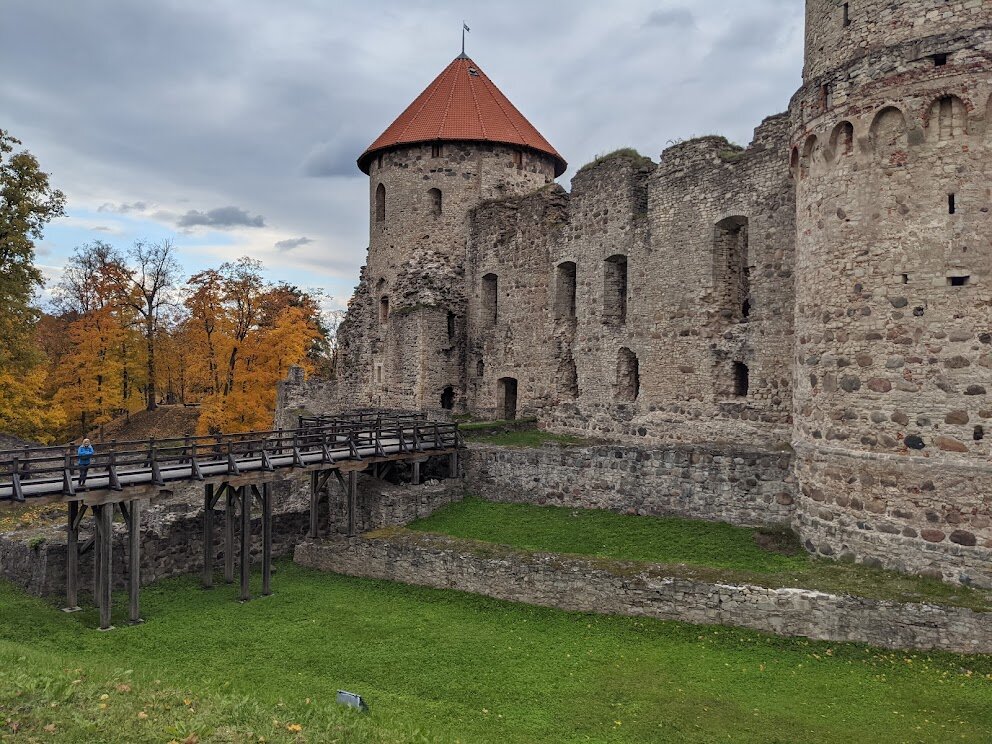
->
<box><xmin>790</xmin><ymin>6</ymin><xmax>992</xmax><ymax>583</ymax></box>
<box><xmin>277</xmin><ymin>3</ymin><xmax>992</xmax><ymax>589</ymax></box>
<box><xmin>464</xmin><ymin>443</ymin><xmax>795</xmax><ymax>528</ymax></box>
<box><xmin>296</xmin><ymin>532</ymin><xmax>992</xmax><ymax>654</ymax></box>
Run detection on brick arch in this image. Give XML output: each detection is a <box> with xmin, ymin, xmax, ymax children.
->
<box><xmin>869</xmin><ymin>106</ymin><xmax>908</xmax><ymax>163</ymax></box>
<box><xmin>827</xmin><ymin>120</ymin><xmax>855</xmax><ymax>161</ymax></box>
<box><xmin>800</xmin><ymin>135</ymin><xmax>818</xmax><ymax>179</ymax></box>
<box><xmin>924</xmin><ymin>94</ymin><xmax>969</xmax><ymax>142</ymax></box>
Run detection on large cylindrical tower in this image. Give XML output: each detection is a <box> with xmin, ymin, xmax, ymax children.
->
<box><xmin>334</xmin><ymin>54</ymin><xmax>564</xmax><ymax>412</ymax></box>
<box><xmin>791</xmin><ymin>1</ymin><xmax>992</xmax><ymax>586</ymax></box>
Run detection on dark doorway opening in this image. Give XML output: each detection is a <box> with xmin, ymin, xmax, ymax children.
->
<box><xmin>440</xmin><ymin>386</ymin><xmax>455</xmax><ymax>410</ymax></box>
<box><xmin>498</xmin><ymin>377</ymin><xmax>518</xmax><ymax>420</ymax></box>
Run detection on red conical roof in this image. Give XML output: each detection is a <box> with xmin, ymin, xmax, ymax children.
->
<box><xmin>358</xmin><ymin>55</ymin><xmax>566</xmax><ymax>176</ymax></box>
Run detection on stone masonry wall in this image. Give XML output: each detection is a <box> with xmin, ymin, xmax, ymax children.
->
<box><xmin>465</xmin><ymin>185</ymin><xmax>570</xmax><ymax>419</ymax></box>
<box><xmin>790</xmin><ymin>9</ymin><xmax>992</xmax><ymax>584</ymax></box>
<box><xmin>295</xmin><ymin>532</ymin><xmax>992</xmax><ymax>654</ymax></box>
<box><xmin>464</xmin><ymin>443</ymin><xmax>795</xmax><ymax>528</ymax></box>
<box><xmin>549</xmin><ymin>116</ymin><xmax>795</xmax><ymax>448</ymax></box>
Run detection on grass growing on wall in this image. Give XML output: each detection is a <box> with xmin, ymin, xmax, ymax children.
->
<box><xmin>1</xmin><ymin>564</ymin><xmax>990</xmax><ymax>743</ymax></box>
<box><xmin>408</xmin><ymin>498</ymin><xmax>992</xmax><ymax>611</ymax></box>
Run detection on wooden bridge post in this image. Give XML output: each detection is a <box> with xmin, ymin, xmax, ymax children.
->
<box><xmin>412</xmin><ymin>460</ymin><xmax>421</xmax><ymax>486</ymax></box>
<box><xmin>347</xmin><ymin>470</ymin><xmax>357</xmax><ymax>537</ymax></box>
<box><xmin>224</xmin><ymin>486</ymin><xmax>235</xmax><ymax>584</ymax></box>
<box><xmin>64</xmin><ymin>502</ymin><xmax>81</xmax><ymax>612</ymax></box>
<box><xmin>239</xmin><ymin>485</ymin><xmax>251</xmax><ymax>602</ymax></box>
<box><xmin>449</xmin><ymin>452</ymin><xmax>459</xmax><ymax>479</ymax></box>
<box><xmin>95</xmin><ymin>504</ymin><xmax>113</xmax><ymax>630</ymax></box>
<box><xmin>308</xmin><ymin>470</ymin><xmax>319</xmax><ymax>539</ymax></box>
<box><xmin>202</xmin><ymin>483</ymin><xmax>214</xmax><ymax>589</ymax></box>
<box><xmin>262</xmin><ymin>483</ymin><xmax>272</xmax><ymax>596</ymax></box>
<box><xmin>126</xmin><ymin>499</ymin><xmax>142</xmax><ymax>624</ymax></box>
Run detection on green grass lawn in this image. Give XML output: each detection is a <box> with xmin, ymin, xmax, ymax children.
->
<box><xmin>408</xmin><ymin>498</ymin><xmax>992</xmax><ymax>611</ymax></box>
<box><xmin>1</xmin><ymin>564</ymin><xmax>990</xmax><ymax>743</ymax></box>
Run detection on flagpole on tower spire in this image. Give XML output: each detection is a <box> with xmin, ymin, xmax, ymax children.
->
<box><xmin>461</xmin><ymin>21</ymin><xmax>470</xmax><ymax>57</ymax></box>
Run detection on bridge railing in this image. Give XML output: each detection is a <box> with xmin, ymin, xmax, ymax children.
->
<box><xmin>0</xmin><ymin>420</ymin><xmax>461</xmax><ymax>503</ymax></box>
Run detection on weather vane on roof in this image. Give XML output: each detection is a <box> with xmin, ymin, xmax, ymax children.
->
<box><xmin>461</xmin><ymin>21</ymin><xmax>470</xmax><ymax>57</ymax></box>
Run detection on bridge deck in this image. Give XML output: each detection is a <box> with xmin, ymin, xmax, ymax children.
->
<box><xmin>1</xmin><ymin>416</ymin><xmax>460</xmax><ymax>506</ymax></box>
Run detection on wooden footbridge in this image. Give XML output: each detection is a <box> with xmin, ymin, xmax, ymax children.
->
<box><xmin>0</xmin><ymin>411</ymin><xmax>463</xmax><ymax>629</ymax></box>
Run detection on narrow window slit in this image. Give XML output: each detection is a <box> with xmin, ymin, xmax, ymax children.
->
<box><xmin>733</xmin><ymin>362</ymin><xmax>749</xmax><ymax>398</ymax></box>
<box><xmin>842</xmin><ymin>3</ymin><xmax>850</xmax><ymax>27</ymax></box>
<box><xmin>948</xmin><ymin>194</ymin><xmax>956</xmax><ymax>214</ymax></box>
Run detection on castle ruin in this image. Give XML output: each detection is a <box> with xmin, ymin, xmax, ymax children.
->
<box><xmin>282</xmin><ymin>1</ymin><xmax>992</xmax><ymax>588</ymax></box>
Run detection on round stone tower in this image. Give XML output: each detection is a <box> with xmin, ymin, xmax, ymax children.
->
<box><xmin>335</xmin><ymin>54</ymin><xmax>565</xmax><ymax>413</ymax></box>
<box><xmin>790</xmin><ymin>1</ymin><xmax>992</xmax><ymax>586</ymax></box>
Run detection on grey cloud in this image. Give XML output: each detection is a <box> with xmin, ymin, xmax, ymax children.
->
<box><xmin>177</xmin><ymin>206</ymin><xmax>265</xmax><ymax>229</ymax></box>
<box><xmin>97</xmin><ymin>200</ymin><xmax>147</xmax><ymax>213</ymax></box>
<box><xmin>302</xmin><ymin>137</ymin><xmax>368</xmax><ymax>178</ymax></box>
<box><xmin>275</xmin><ymin>236</ymin><xmax>313</xmax><ymax>252</ymax></box>
<box><xmin>644</xmin><ymin>8</ymin><xmax>696</xmax><ymax>29</ymax></box>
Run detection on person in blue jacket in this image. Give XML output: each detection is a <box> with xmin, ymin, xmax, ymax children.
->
<box><xmin>77</xmin><ymin>438</ymin><xmax>94</xmax><ymax>488</ymax></box>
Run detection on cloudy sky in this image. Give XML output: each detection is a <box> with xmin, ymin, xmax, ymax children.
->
<box><xmin>1</xmin><ymin>1</ymin><xmax>804</xmax><ymax>311</ymax></box>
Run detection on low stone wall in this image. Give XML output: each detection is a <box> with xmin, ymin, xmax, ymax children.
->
<box><xmin>295</xmin><ymin>532</ymin><xmax>992</xmax><ymax>654</ymax></box>
<box><xmin>464</xmin><ymin>442</ymin><xmax>796</xmax><ymax>527</ymax></box>
<box><xmin>0</xmin><ymin>474</ymin><xmax>462</xmax><ymax>600</ymax></box>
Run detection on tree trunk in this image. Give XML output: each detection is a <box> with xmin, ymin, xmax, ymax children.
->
<box><xmin>145</xmin><ymin>313</ymin><xmax>157</xmax><ymax>410</ymax></box>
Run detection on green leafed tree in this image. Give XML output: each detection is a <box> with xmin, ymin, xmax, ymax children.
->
<box><xmin>0</xmin><ymin>130</ymin><xmax>65</xmax><ymax>370</ymax></box>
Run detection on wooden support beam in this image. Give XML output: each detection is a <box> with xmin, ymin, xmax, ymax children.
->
<box><xmin>412</xmin><ymin>460</ymin><xmax>420</xmax><ymax>486</ymax></box>
<box><xmin>308</xmin><ymin>470</ymin><xmax>319</xmax><ymax>539</ymax></box>
<box><xmin>224</xmin><ymin>486</ymin><xmax>235</xmax><ymax>584</ymax></box>
<box><xmin>96</xmin><ymin>504</ymin><xmax>113</xmax><ymax>630</ymax></box>
<box><xmin>202</xmin><ymin>483</ymin><xmax>214</xmax><ymax>589</ymax></box>
<box><xmin>64</xmin><ymin>501</ymin><xmax>81</xmax><ymax>612</ymax></box>
<box><xmin>239</xmin><ymin>486</ymin><xmax>251</xmax><ymax>602</ymax></box>
<box><xmin>262</xmin><ymin>483</ymin><xmax>272</xmax><ymax>596</ymax></box>
<box><xmin>347</xmin><ymin>470</ymin><xmax>357</xmax><ymax>538</ymax></box>
<box><xmin>127</xmin><ymin>499</ymin><xmax>142</xmax><ymax>624</ymax></box>
<box><xmin>449</xmin><ymin>451</ymin><xmax>459</xmax><ymax>479</ymax></box>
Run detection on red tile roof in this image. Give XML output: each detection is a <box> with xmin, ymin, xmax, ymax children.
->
<box><xmin>358</xmin><ymin>55</ymin><xmax>566</xmax><ymax>176</ymax></box>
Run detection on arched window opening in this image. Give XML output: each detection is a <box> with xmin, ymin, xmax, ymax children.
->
<box><xmin>447</xmin><ymin>311</ymin><xmax>456</xmax><ymax>340</ymax></box>
<box><xmin>929</xmin><ymin>95</ymin><xmax>967</xmax><ymax>141</ymax></box>
<box><xmin>440</xmin><ymin>386</ymin><xmax>455</xmax><ymax>410</ymax></box>
<box><xmin>554</xmin><ymin>261</ymin><xmax>577</xmax><ymax>319</ymax></box>
<box><xmin>375</xmin><ymin>183</ymin><xmax>386</xmax><ymax>223</ymax></box>
<box><xmin>603</xmin><ymin>255</ymin><xmax>627</xmax><ymax>325</ymax></box>
<box><xmin>428</xmin><ymin>188</ymin><xmax>442</xmax><ymax>217</ymax></box>
<box><xmin>714</xmin><ymin>216</ymin><xmax>750</xmax><ymax>322</ymax></box>
<box><xmin>498</xmin><ymin>377</ymin><xmax>518</xmax><ymax>420</ymax></box>
<box><xmin>476</xmin><ymin>358</ymin><xmax>485</xmax><ymax>378</ymax></box>
<box><xmin>379</xmin><ymin>296</ymin><xmax>389</xmax><ymax>324</ymax></box>
<box><xmin>733</xmin><ymin>362</ymin><xmax>749</xmax><ymax>398</ymax></box>
<box><xmin>789</xmin><ymin>147</ymin><xmax>800</xmax><ymax>179</ymax></box>
<box><xmin>482</xmin><ymin>273</ymin><xmax>498</xmax><ymax>326</ymax></box>
<box><xmin>615</xmin><ymin>348</ymin><xmax>639</xmax><ymax>402</ymax></box>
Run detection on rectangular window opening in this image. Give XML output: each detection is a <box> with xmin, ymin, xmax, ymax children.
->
<box><xmin>948</xmin><ymin>193</ymin><xmax>956</xmax><ymax>214</ymax></box>
<box><xmin>948</xmin><ymin>275</ymin><xmax>970</xmax><ymax>286</ymax></box>
<box><xmin>842</xmin><ymin>3</ymin><xmax>850</xmax><ymax>27</ymax></box>
<box><xmin>901</xmin><ymin>273</ymin><xmax>909</xmax><ymax>284</ymax></box>
<box><xmin>733</xmin><ymin>362</ymin><xmax>749</xmax><ymax>398</ymax></box>
<box><xmin>933</xmin><ymin>53</ymin><xmax>948</xmax><ymax>67</ymax></box>
<box><xmin>431</xmin><ymin>143</ymin><xmax>442</xmax><ymax>158</ymax></box>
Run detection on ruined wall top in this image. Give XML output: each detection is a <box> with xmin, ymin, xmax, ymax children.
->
<box><xmin>803</xmin><ymin>0</ymin><xmax>991</xmax><ymax>82</ymax></box>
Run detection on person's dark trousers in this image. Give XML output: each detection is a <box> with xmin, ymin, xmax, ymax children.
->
<box><xmin>79</xmin><ymin>466</ymin><xmax>89</xmax><ymax>486</ymax></box>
